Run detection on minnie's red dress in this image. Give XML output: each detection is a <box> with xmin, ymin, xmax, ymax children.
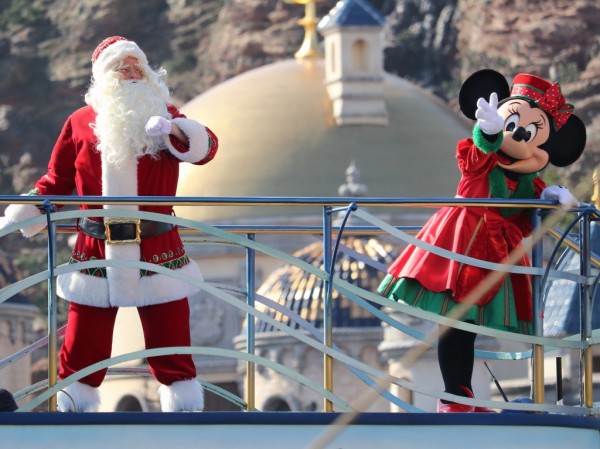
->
<box><xmin>378</xmin><ymin>133</ymin><xmax>545</xmax><ymax>333</ymax></box>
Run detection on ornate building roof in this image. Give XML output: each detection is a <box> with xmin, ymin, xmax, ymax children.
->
<box><xmin>318</xmin><ymin>0</ymin><xmax>386</xmax><ymax>30</ymax></box>
<box><xmin>543</xmin><ymin>222</ymin><xmax>600</xmax><ymax>337</ymax></box>
<box><xmin>256</xmin><ymin>234</ymin><xmax>397</xmax><ymax>332</ymax></box>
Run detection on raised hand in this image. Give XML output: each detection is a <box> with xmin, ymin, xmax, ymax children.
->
<box><xmin>475</xmin><ymin>92</ymin><xmax>504</xmax><ymax>135</ymax></box>
<box><xmin>145</xmin><ymin>116</ymin><xmax>172</xmax><ymax>136</ymax></box>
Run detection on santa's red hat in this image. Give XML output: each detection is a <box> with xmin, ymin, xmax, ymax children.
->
<box><xmin>91</xmin><ymin>36</ymin><xmax>148</xmax><ymax>79</ymax></box>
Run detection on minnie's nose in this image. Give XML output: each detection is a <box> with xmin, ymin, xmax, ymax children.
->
<box><xmin>512</xmin><ymin>127</ymin><xmax>527</xmax><ymax>142</ymax></box>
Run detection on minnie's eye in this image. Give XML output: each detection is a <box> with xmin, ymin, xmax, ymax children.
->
<box><xmin>524</xmin><ymin>123</ymin><xmax>538</xmax><ymax>143</ymax></box>
<box><xmin>504</xmin><ymin>114</ymin><xmax>519</xmax><ymax>132</ymax></box>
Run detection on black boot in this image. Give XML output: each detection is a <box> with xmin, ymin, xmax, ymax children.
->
<box><xmin>0</xmin><ymin>389</ymin><xmax>17</xmax><ymax>412</ymax></box>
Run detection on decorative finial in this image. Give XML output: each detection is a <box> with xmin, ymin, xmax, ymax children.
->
<box><xmin>593</xmin><ymin>167</ymin><xmax>600</xmax><ymax>209</ymax></box>
<box><xmin>285</xmin><ymin>0</ymin><xmax>323</xmax><ymax>60</ymax></box>
<box><xmin>338</xmin><ymin>160</ymin><xmax>367</xmax><ymax>197</ymax></box>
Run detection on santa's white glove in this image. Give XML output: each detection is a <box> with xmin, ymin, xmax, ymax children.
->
<box><xmin>145</xmin><ymin>116</ymin><xmax>172</xmax><ymax>137</ymax></box>
<box><xmin>0</xmin><ymin>216</ymin><xmax>14</xmax><ymax>233</ymax></box>
<box><xmin>541</xmin><ymin>185</ymin><xmax>580</xmax><ymax>208</ymax></box>
<box><xmin>475</xmin><ymin>92</ymin><xmax>504</xmax><ymax>135</ymax></box>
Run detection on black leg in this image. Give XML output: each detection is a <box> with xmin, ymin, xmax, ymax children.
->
<box><xmin>438</xmin><ymin>326</ymin><xmax>476</xmax><ymax>400</ymax></box>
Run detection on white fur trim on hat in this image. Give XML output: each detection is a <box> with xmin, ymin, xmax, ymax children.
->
<box><xmin>57</xmin><ymin>381</ymin><xmax>100</xmax><ymax>412</ymax></box>
<box><xmin>159</xmin><ymin>379</ymin><xmax>204</xmax><ymax>412</ymax></box>
<box><xmin>5</xmin><ymin>202</ymin><xmax>46</xmax><ymax>238</ymax></box>
<box><xmin>92</xmin><ymin>39</ymin><xmax>148</xmax><ymax>80</ymax></box>
<box><xmin>165</xmin><ymin>118</ymin><xmax>210</xmax><ymax>163</ymax></box>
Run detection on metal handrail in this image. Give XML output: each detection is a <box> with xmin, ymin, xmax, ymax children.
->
<box><xmin>1</xmin><ymin>195</ymin><xmax>598</xmax><ymax>414</ymax></box>
<box><xmin>0</xmin><ymin>194</ymin><xmax>585</xmax><ymax>209</ymax></box>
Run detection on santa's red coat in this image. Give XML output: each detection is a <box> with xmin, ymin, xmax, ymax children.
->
<box><xmin>10</xmin><ymin>104</ymin><xmax>218</xmax><ymax>308</ymax></box>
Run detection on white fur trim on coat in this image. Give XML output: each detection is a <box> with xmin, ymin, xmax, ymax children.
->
<box><xmin>92</xmin><ymin>40</ymin><xmax>148</xmax><ymax>80</ymax></box>
<box><xmin>57</xmin><ymin>381</ymin><xmax>100</xmax><ymax>412</ymax></box>
<box><xmin>57</xmin><ymin>258</ymin><xmax>203</xmax><ymax>308</ymax></box>
<box><xmin>105</xmin><ymin>242</ymin><xmax>143</xmax><ymax>304</ymax></box>
<box><xmin>159</xmin><ymin>379</ymin><xmax>204</xmax><ymax>412</ymax></box>
<box><xmin>4</xmin><ymin>202</ymin><xmax>46</xmax><ymax>238</ymax></box>
<box><xmin>102</xmin><ymin>151</ymin><xmax>139</xmax><ymax>198</ymax></box>
<box><xmin>165</xmin><ymin>117</ymin><xmax>209</xmax><ymax>163</ymax></box>
<box><xmin>100</xmin><ymin>144</ymin><xmax>142</xmax><ymax>303</ymax></box>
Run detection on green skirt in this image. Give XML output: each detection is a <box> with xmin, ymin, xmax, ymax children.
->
<box><xmin>378</xmin><ymin>274</ymin><xmax>532</xmax><ymax>335</ymax></box>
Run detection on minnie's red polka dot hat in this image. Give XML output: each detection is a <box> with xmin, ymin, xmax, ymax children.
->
<box><xmin>91</xmin><ymin>36</ymin><xmax>148</xmax><ymax>79</ymax></box>
<box><xmin>510</xmin><ymin>73</ymin><xmax>574</xmax><ymax>130</ymax></box>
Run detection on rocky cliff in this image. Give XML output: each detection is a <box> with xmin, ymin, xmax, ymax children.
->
<box><xmin>1</xmin><ymin>0</ymin><xmax>598</xmax><ymax>193</ymax></box>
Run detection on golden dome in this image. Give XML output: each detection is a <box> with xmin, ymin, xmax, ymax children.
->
<box><xmin>176</xmin><ymin>59</ymin><xmax>469</xmax><ymax>223</ymax></box>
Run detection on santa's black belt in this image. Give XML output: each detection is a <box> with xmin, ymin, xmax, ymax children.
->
<box><xmin>79</xmin><ymin>218</ymin><xmax>173</xmax><ymax>244</ymax></box>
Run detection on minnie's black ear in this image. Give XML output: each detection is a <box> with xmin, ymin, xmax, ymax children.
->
<box><xmin>459</xmin><ymin>69</ymin><xmax>510</xmax><ymax>120</ymax></box>
<box><xmin>544</xmin><ymin>115</ymin><xmax>587</xmax><ymax>167</ymax></box>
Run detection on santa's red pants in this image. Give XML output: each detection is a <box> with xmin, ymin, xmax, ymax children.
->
<box><xmin>58</xmin><ymin>298</ymin><xmax>197</xmax><ymax>387</ymax></box>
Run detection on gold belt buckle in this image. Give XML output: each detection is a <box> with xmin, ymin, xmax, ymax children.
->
<box><xmin>104</xmin><ymin>218</ymin><xmax>142</xmax><ymax>245</ymax></box>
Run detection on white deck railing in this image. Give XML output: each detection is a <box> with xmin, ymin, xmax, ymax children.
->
<box><xmin>1</xmin><ymin>195</ymin><xmax>599</xmax><ymax>415</ymax></box>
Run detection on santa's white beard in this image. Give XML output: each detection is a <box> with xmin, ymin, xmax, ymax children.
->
<box><xmin>87</xmin><ymin>76</ymin><xmax>171</xmax><ymax>165</ymax></box>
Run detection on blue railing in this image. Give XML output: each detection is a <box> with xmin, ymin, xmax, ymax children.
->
<box><xmin>0</xmin><ymin>195</ymin><xmax>599</xmax><ymax>414</ymax></box>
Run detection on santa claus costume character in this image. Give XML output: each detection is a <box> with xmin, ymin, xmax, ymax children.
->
<box><xmin>378</xmin><ymin>69</ymin><xmax>586</xmax><ymax>412</ymax></box>
<box><xmin>0</xmin><ymin>36</ymin><xmax>219</xmax><ymax>412</ymax></box>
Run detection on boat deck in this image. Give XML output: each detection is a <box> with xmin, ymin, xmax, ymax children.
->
<box><xmin>1</xmin><ymin>411</ymin><xmax>599</xmax><ymax>449</ymax></box>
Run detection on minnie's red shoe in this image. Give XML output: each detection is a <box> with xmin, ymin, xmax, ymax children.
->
<box><xmin>436</xmin><ymin>399</ymin><xmax>474</xmax><ymax>413</ymax></box>
<box><xmin>459</xmin><ymin>386</ymin><xmax>496</xmax><ymax>413</ymax></box>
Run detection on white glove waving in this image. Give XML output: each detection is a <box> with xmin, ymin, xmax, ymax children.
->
<box><xmin>541</xmin><ymin>185</ymin><xmax>579</xmax><ymax>208</ymax></box>
<box><xmin>145</xmin><ymin>116</ymin><xmax>172</xmax><ymax>137</ymax></box>
<box><xmin>475</xmin><ymin>92</ymin><xmax>504</xmax><ymax>135</ymax></box>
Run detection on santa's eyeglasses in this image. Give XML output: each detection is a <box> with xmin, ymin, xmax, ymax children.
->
<box><xmin>116</xmin><ymin>65</ymin><xmax>143</xmax><ymax>76</ymax></box>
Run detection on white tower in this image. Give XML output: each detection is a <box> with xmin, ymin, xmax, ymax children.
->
<box><xmin>317</xmin><ymin>0</ymin><xmax>389</xmax><ymax>126</ymax></box>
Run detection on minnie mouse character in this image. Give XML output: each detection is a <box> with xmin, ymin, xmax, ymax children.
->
<box><xmin>378</xmin><ymin>69</ymin><xmax>586</xmax><ymax>412</ymax></box>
